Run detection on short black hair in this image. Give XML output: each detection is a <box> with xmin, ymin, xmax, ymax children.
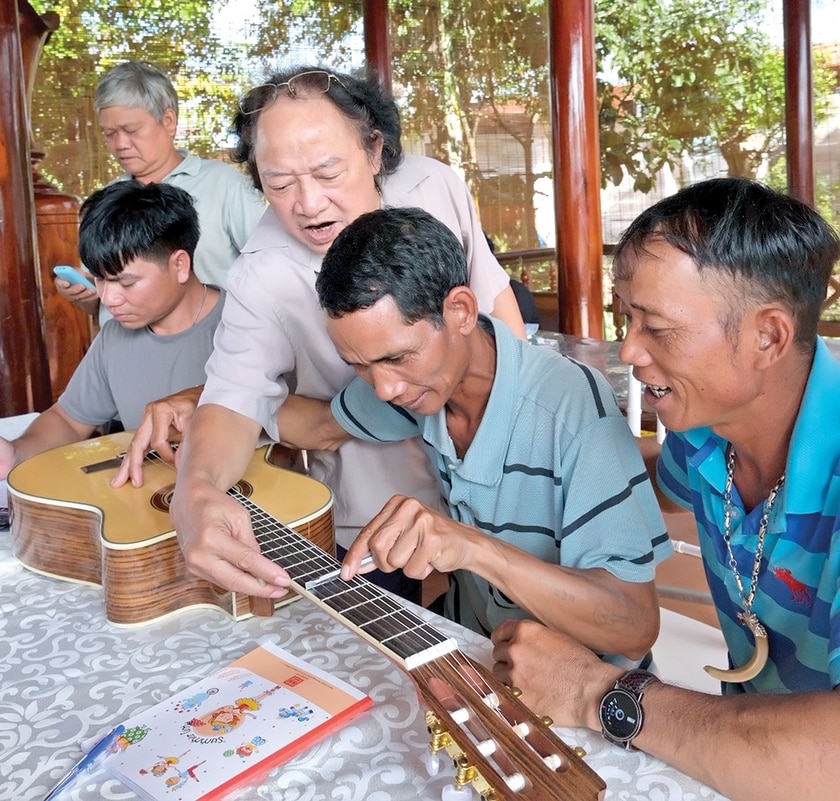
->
<box><xmin>78</xmin><ymin>181</ymin><xmax>200</xmax><ymax>278</ymax></box>
<box><xmin>613</xmin><ymin>177</ymin><xmax>840</xmax><ymax>349</ymax></box>
<box><xmin>317</xmin><ymin>207</ymin><xmax>468</xmax><ymax>328</ymax></box>
<box><xmin>232</xmin><ymin>65</ymin><xmax>402</xmax><ymax>192</ymax></box>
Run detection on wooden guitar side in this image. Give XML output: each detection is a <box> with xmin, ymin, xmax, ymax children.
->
<box><xmin>7</xmin><ymin>432</ymin><xmax>334</xmax><ymax>626</ymax></box>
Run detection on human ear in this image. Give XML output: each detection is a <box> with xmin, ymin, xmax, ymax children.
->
<box><xmin>161</xmin><ymin>107</ymin><xmax>178</xmax><ymax>137</ymax></box>
<box><xmin>443</xmin><ymin>286</ymin><xmax>478</xmax><ymax>333</ymax></box>
<box><xmin>169</xmin><ymin>249</ymin><xmax>192</xmax><ymax>283</ymax></box>
<box><xmin>367</xmin><ymin>130</ymin><xmax>385</xmax><ymax>176</ymax></box>
<box><xmin>754</xmin><ymin>307</ymin><xmax>794</xmax><ymax>366</ymax></box>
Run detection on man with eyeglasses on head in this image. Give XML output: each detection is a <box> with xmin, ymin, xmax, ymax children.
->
<box><xmin>114</xmin><ymin>66</ymin><xmax>526</xmax><ymax>604</ymax></box>
<box><xmin>55</xmin><ymin>61</ymin><xmax>266</xmax><ymax>324</ymax></box>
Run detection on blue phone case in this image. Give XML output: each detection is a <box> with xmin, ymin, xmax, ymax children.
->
<box><xmin>53</xmin><ymin>265</ymin><xmax>96</xmax><ymax>291</ymax></box>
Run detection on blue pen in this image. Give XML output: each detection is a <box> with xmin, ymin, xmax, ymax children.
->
<box><xmin>43</xmin><ymin>723</ymin><xmax>125</xmax><ymax>801</ymax></box>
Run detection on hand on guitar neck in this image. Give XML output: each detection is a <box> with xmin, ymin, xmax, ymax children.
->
<box><xmin>112</xmin><ymin>384</ymin><xmax>204</xmax><ymax>488</ymax></box>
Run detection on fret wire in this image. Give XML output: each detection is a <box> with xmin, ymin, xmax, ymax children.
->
<box><xmin>377</xmin><ymin>620</ymin><xmax>438</xmax><ymax>644</ymax></box>
<box><xmin>228</xmin><ymin>476</ymin><xmax>500</xmax><ymax>720</ymax></box>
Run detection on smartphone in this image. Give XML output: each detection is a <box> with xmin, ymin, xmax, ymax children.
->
<box><xmin>53</xmin><ymin>264</ymin><xmax>96</xmax><ymax>291</ymax></box>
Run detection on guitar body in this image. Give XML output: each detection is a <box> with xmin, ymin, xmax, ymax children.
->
<box><xmin>7</xmin><ymin>432</ymin><xmax>334</xmax><ymax>626</ymax></box>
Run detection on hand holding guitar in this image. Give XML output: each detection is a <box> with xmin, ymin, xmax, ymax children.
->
<box><xmin>112</xmin><ymin>384</ymin><xmax>204</xmax><ymax>488</ymax></box>
<box><xmin>341</xmin><ymin>494</ymin><xmax>478</xmax><ymax>582</ymax></box>
<box><xmin>169</xmin><ymin>403</ymin><xmax>292</xmax><ymax>599</ymax></box>
<box><xmin>491</xmin><ymin>619</ymin><xmax>618</xmax><ymax>729</ymax></box>
<box><xmin>170</xmin><ymin>476</ymin><xmax>293</xmax><ymax>600</ymax></box>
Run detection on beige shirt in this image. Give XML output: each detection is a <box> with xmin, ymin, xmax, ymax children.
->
<box><xmin>201</xmin><ymin>154</ymin><xmax>511</xmax><ymax>548</ymax></box>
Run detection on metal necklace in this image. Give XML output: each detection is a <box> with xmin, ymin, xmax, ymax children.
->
<box><xmin>190</xmin><ymin>284</ymin><xmax>209</xmax><ymax>327</ymax></box>
<box><xmin>703</xmin><ymin>446</ymin><xmax>785</xmax><ymax>682</ymax></box>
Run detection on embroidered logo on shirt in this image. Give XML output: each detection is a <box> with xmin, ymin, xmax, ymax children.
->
<box><xmin>772</xmin><ymin>567</ymin><xmax>813</xmax><ymax>606</ymax></box>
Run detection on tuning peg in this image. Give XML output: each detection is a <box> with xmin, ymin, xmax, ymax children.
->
<box><xmin>441</xmin><ymin>783</ymin><xmax>476</xmax><ymax>801</ymax></box>
<box><xmin>423</xmin><ymin>747</ymin><xmax>443</xmax><ymax>776</ymax></box>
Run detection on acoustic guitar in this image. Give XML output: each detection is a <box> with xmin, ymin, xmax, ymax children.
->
<box><xmin>7</xmin><ymin>431</ymin><xmax>334</xmax><ymax>626</ymax></box>
<box><xmin>10</xmin><ymin>433</ymin><xmax>606</xmax><ymax>798</ymax></box>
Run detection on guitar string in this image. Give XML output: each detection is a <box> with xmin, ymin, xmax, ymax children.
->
<box><xmin>142</xmin><ymin>452</ymin><xmax>549</xmax><ymax>771</ymax></box>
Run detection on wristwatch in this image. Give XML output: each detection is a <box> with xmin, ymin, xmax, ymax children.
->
<box><xmin>598</xmin><ymin>668</ymin><xmax>659</xmax><ymax>749</ymax></box>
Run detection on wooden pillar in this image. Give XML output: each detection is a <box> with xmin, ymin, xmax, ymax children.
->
<box><xmin>547</xmin><ymin>0</ymin><xmax>603</xmax><ymax>337</ymax></box>
<box><xmin>0</xmin><ymin>1</ymin><xmax>52</xmax><ymax>415</ymax></box>
<box><xmin>783</xmin><ymin>0</ymin><xmax>814</xmax><ymax>206</ymax></box>
<box><xmin>364</xmin><ymin>0</ymin><xmax>392</xmax><ymax>96</ymax></box>
<box><xmin>18</xmin><ymin>4</ymin><xmax>89</xmax><ymax>403</ymax></box>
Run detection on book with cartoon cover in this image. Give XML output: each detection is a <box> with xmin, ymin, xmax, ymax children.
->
<box><xmin>101</xmin><ymin>638</ymin><xmax>372</xmax><ymax>800</ymax></box>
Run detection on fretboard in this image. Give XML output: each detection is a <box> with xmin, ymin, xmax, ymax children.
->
<box><xmin>230</xmin><ymin>488</ymin><xmax>457</xmax><ymax>669</ymax></box>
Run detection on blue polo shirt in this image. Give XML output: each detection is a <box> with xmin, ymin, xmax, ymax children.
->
<box><xmin>658</xmin><ymin>338</ymin><xmax>840</xmax><ymax>694</ymax></box>
<box><xmin>331</xmin><ymin>315</ymin><xmax>671</xmax><ymax>642</ymax></box>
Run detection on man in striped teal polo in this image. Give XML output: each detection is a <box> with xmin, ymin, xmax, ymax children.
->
<box><xmin>276</xmin><ymin>206</ymin><xmax>671</xmax><ymax>669</ymax></box>
<box><xmin>492</xmin><ymin>177</ymin><xmax>840</xmax><ymax>800</ymax></box>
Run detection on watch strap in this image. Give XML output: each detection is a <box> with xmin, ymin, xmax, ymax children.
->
<box><xmin>616</xmin><ymin>668</ymin><xmax>659</xmax><ymax>697</ymax></box>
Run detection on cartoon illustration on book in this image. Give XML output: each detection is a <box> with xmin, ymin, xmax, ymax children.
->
<box><xmin>188</xmin><ymin>685</ymin><xmax>282</xmax><ymax>737</ymax></box>
<box><xmin>223</xmin><ymin>736</ymin><xmax>266</xmax><ymax>760</ymax></box>
<box><xmin>164</xmin><ymin>759</ymin><xmax>206</xmax><ymax>791</ymax></box>
<box><xmin>174</xmin><ymin>687</ymin><xmax>219</xmax><ymax>713</ymax></box>
<box><xmin>97</xmin><ymin>641</ymin><xmax>372</xmax><ymax>801</ymax></box>
<box><xmin>278</xmin><ymin>703</ymin><xmax>315</xmax><ymax>722</ymax></box>
<box><xmin>115</xmin><ymin>724</ymin><xmax>150</xmax><ymax>752</ymax></box>
<box><xmin>139</xmin><ymin>753</ymin><xmax>188</xmax><ymax>777</ymax></box>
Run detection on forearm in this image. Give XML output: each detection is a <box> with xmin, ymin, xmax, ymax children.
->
<box><xmin>7</xmin><ymin>405</ymin><xmax>94</xmax><ymax>468</ymax></box>
<box><xmin>472</xmin><ymin>535</ymin><xmax>659</xmax><ymax>657</ymax></box>
<box><xmin>276</xmin><ymin>395</ymin><xmax>351</xmax><ymax>452</ymax></box>
<box><xmin>175</xmin><ymin>404</ymin><xmax>261</xmax><ymax>492</ymax></box>
<box><xmin>578</xmin><ymin>674</ymin><xmax>840</xmax><ymax>801</ymax></box>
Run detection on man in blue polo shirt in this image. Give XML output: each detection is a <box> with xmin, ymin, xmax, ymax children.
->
<box><xmin>275</xmin><ymin>206</ymin><xmax>671</xmax><ymax>667</ymax></box>
<box><xmin>491</xmin><ymin>177</ymin><xmax>840</xmax><ymax>801</ymax></box>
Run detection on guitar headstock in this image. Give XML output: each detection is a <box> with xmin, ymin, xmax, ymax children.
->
<box><xmin>411</xmin><ymin>653</ymin><xmax>606</xmax><ymax>801</ymax></box>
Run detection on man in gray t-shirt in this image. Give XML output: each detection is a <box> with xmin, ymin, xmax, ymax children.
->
<box><xmin>0</xmin><ymin>181</ymin><xmax>222</xmax><ymax>482</ymax></box>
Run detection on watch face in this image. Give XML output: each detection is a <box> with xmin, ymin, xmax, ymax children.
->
<box><xmin>599</xmin><ymin>689</ymin><xmax>642</xmax><ymax>742</ymax></box>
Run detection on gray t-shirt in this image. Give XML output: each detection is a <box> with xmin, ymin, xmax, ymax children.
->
<box><xmin>60</xmin><ymin>290</ymin><xmax>224</xmax><ymax>430</ymax></box>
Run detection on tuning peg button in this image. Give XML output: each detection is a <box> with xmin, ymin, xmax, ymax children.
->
<box><xmin>441</xmin><ymin>783</ymin><xmax>476</xmax><ymax>801</ymax></box>
<box><xmin>423</xmin><ymin>748</ymin><xmax>443</xmax><ymax>776</ymax></box>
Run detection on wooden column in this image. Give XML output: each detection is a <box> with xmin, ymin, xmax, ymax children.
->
<box><xmin>0</xmin><ymin>1</ymin><xmax>51</xmax><ymax>415</ymax></box>
<box><xmin>783</xmin><ymin>0</ymin><xmax>814</xmax><ymax>206</ymax></box>
<box><xmin>547</xmin><ymin>0</ymin><xmax>603</xmax><ymax>337</ymax></box>
<box><xmin>18</xmin><ymin>3</ymin><xmax>89</xmax><ymax>402</ymax></box>
<box><xmin>364</xmin><ymin>0</ymin><xmax>392</xmax><ymax>95</ymax></box>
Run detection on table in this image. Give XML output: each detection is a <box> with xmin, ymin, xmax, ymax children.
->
<box><xmin>0</xmin><ymin>530</ymin><xmax>729</xmax><ymax>801</ymax></box>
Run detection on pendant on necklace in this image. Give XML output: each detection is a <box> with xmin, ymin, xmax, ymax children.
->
<box><xmin>704</xmin><ymin>611</ymin><xmax>769</xmax><ymax>682</ymax></box>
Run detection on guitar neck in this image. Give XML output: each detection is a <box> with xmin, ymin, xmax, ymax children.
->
<box><xmin>235</xmin><ymin>490</ymin><xmax>457</xmax><ymax>669</ymax></box>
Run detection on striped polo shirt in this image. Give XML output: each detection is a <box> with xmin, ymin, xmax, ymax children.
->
<box><xmin>657</xmin><ymin>338</ymin><xmax>840</xmax><ymax>694</ymax></box>
<box><xmin>331</xmin><ymin>315</ymin><xmax>671</xmax><ymax>642</ymax></box>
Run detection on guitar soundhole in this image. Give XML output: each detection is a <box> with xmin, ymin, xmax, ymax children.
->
<box><xmin>150</xmin><ymin>480</ymin><xmax>255</xmax><ymax>513</ymax></box>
